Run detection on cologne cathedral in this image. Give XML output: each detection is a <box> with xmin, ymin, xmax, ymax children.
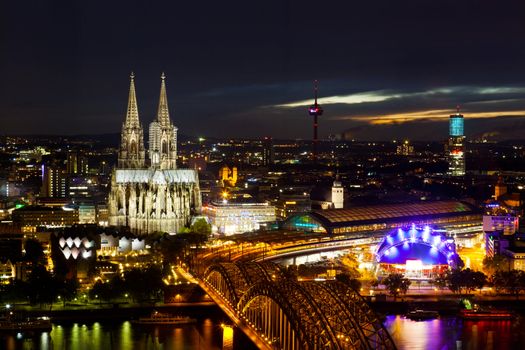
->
<box><xmin>108</xmin><ymin>73</ymin><xmax>202</xmax><ymax>235</ymax></box>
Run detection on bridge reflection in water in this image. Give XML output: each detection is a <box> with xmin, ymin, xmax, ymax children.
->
<box><xmin>198</xmin><ymin>262</ymin><xmax>396</xmax><ymax>350</ymax></box>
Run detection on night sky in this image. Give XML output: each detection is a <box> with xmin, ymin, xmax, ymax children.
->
<box><xmin>1</xmin><ymin>1</ymin><xmax>525</xmax><ymax>141</ymax></box>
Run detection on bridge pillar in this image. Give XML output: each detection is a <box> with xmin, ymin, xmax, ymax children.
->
<box><xmin>222</xmin><ymin>324</ymin><xmax>234</xmax><ymax>350</ymax></box>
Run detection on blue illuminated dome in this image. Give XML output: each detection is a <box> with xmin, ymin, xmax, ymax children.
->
<box><xmin>376</xmin><ymin>224</ymin><xmax>458</xmax><ymax>268</ymax></box>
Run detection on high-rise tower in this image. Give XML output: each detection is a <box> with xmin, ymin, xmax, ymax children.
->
<box><xmin>448</xmin><ymin>106</ymin><xmax>465</xmax><ymax>176</ymax></box>
<box><xmin>149</xmin><ymin>73</ymin><xmax>178</xmax><ymax>169</ymax></box>
<box><xmin>308</xmin><ymin>81</ymin><xmax>323</xmax><ymax>160</ymax></box>
<box><xmin>118</xmin><ymin>73</ymin><xmax>146</xmax><ymax>169</ymax></box>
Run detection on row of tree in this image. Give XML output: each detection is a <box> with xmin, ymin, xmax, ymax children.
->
<box><xmin>90</xmin><ymin>266</ymin><xmax>164</xmax><ymax>302</ymax></box>
<box><xmin>0</xmin><ymin>265</ymin><xmax>79</xmax><ymax>307</ymax></box>
<box><xmin>0</xmin><ymin>265</ymin><xmax>165</xmax><ymax>307</ymax></box>
<box><xmin>434</xmin><ymin>268</ymin><xmax>487</xmax><ymax>294</ymax></box>
<box><xmin>380</xmin><ymin>267</ymin><xmax>525</xmax><ymax>299</ymax></box>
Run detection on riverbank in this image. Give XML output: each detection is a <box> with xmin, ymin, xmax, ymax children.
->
<box><xmin>369</xmin><ymin>297</ymin><xmax>525</xmax><ymax>315</ymax></box>
<box><xmin>8</xmin><ymin>302</ymin><xmax>221</xmax><ymax>321</ymax></box>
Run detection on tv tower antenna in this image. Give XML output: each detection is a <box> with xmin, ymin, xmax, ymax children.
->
<box><xmin>308</xmin><ymin>80</ymin><xmax>323</xmax><ymax>161</ymax></box>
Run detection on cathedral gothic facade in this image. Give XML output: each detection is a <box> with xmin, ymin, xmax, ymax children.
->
<box><xmin>108</xmin><ymin>73</ymin><xmax>201</xmax><ymax>235</ymax></box>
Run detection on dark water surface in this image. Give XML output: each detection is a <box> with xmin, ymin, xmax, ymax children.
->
<box><xmin>3</xmin><ymin>315</ymin><xmax>525</xmax><ymax>349</ymax></box>
<box><xmin>384</xmin><ymin>315</ymin><xmax>525</xmax><ymax>350</ymax></box>
<box><xmin>0</xmin><ymin>318</ymin><xmax>257</xmax><ymax>350</ymax></box>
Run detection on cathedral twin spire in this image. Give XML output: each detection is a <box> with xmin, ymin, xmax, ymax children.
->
<box><xmin>156</xmin><ymin>73</ymin><xmax>171</xmax><ymax>126</ymax></box>
<box><xmin>118</xmin><ymin>72</ymin><xmax>178</xmax><ymax>170</ymax></box>
<box><xmin>125</xmin><ymin>72</ymin><xmax>140</xmax><ymax>128</ymax></box>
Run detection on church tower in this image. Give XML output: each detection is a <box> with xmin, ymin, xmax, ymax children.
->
<box><xmin>331</xmin><ymin>176</ymin><xmax>344</xmax><ymax>209</ymax></box>
<box><xmin>118</xmin><ymin>73</ymin><xmax>146</xmax><ymax>169</ymax></box>
<box><xmin>149</xmin><ymin>73</ymin><xmax>178</xmax><ymax>169</ymax></box>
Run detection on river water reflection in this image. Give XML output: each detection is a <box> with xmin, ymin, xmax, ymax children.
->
<box><xmin>0</xmin><ymin>318</ymin><xmax>258</xmax><ymax>350</ymax></box>
<box><xmin>3</xmin><ymin>315</ymin><xmax>525</xmax><ymax>349</ymax></box>
<box><xmin>384</xmin><ymin>314</ymin><xmax>525</xmax><ymax>350</ymax></box>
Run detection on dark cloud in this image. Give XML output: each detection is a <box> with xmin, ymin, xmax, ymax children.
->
<box><xmin>1</xmin><ymin>1</ymin><xmax>524</xmax><ymax>139</ymax></box>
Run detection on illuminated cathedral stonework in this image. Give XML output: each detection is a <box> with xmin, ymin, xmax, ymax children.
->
<box><xmin>108</xmin><ymin>73</ymin><xmax>201</xmax><ymax>234</ymax></box>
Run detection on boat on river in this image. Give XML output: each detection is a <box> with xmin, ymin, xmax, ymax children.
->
<box><xmin>459</xmin><ymin>299</ymin><xmax>515</xmax><ymax>320</ymax></box>
<box><xmin>0</xmin><ymin>315</ymin><xmax>52</xmax><ymax>332</ymax></box>
<box><xmin>131</xmin><ymin>311</ymin><xmax>196</xmax><ymax>325</ymax></box>
<box><xmin>460</xmin><ymin>308</ymin><xmax>515</xmax><ymax>320</ymax></box>
<box><xmin>406</xmin><ymin>309</ymin><xmax>440</xmax><ymax>321</ymax></box>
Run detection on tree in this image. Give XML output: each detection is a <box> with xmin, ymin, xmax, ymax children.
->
<box><xmin>89</xmin><ymin>280</ymin><xmax>115</xmax><ymax>302</ymax></box>
<box><xmin>27</xmin><ymin>265</ymin><xmax>59</xmax><ymax>307</ymax></box>
<box><xmin>470</xmin><ymin>271</ymin><xmax>487</xmax><ymax>293</ymax></box>
<box><xmin>443</xmin><ymin>268</ymin><xmax>487</xmax><ymax>294</ymax></box>
<box><xmin>383</xmin><ymin>273</ymin><xmax>411</xmax><ymax>300</ymax></box>
<box><xmin>492</xmin><ymin>270</ymin><xmax>525</xmax><ymax>299</ymax></box>
<box><xmin>190</xmin><ymin>218</ymin><xmax>212</xmax><ymax>235</ymax></box>
<box><xmin>483</xmin><ymin>255</ymin><xmax>510</xmax><ymax>275</ymax></box>
<box><xmin>445</xmin><ymin>269</ymin><xmax>464</xmax><ymax>294</ymax></box>
<box><xmin>1</xmin><ymin>280</ymin><xmax>30</xmax><ymax>304</ymax></box>
<box><xmin>340</xmin><ymin>254</ymin><xmax>361</xmax><ymax>279</ymax></box>
<box><xmin>57</xmin><ymin>278</ymin><xmax>79</xmax><ymax>306</ymax></box>
<box><xmin>158</xmin><ymin>235</ymin><xmax>187</xmax><ymax>266</ymax></box>
<box><xmin>123</xmin><ymin>266</ymin><xmax>164</xmax><ymax>302</ymax></box>
<box><xmin>336</xmin><ymin>273</ymin><xmax>362</xmax><ymax>292</ymax></box>
<box><xmin>433</xmin><ymin>272</ymin><xmax>448</xmax><ymax>291</ymax></box>
<box><xmin>24</xmin><ymin>239</ymin><xmax>46</xmax><ymax>266</ymax></box>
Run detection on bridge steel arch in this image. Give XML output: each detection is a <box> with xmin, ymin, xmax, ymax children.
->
<box><xmin>202</xmin><ymin>261</ymin><xmax>396</xmax><ymax>350</ymax></box>
<box><xmin>305</xmin><ymin>281</ymin><xmax>396</xmax><ymax>349</ymax></box>
<box><xmin>238</xmin><ymin>280</ymin><xmax>338</xmax><ymax>350</ymax></box>
<box><xmin>204</xmin><ymin>263</ymin><xmax>248</xmax><ymax>305</ymax></box>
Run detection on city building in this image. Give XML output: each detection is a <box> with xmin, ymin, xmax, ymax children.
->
<box><xmin>447</xmin><ymin>108</ymin><xmax>466</xmax><ymax>176</ymax></box>
<box><xmin>12</xmin><ymin>205</ymin><xmax>79</xmax><ymax>231</ymax></box>
<box><xmin>396</xmin><ymin>140</ymin><xmax>415</xmax><ymax>156</ymax></box>
<box><xmin>331</xmin><ymin>178</ymin><xmax>344</xmax><ymax>209</ymax></box>
<box><xmin>108</xmin><ymin>73</ymin><xmax>201</xmax><ymax>235</ymax></box>
<box><xmin>275</xmin><ymin>188</ymin><xmax>312</xmax><ymax>219</ymax></box>
<box><xmin>262</xmin><ymin>137</ymin><xmax>275</xmax><ymax>166</ymax></box>
<box><xmin>283</xmin><ymin>201</ymin><xmax>481</xmax><ymax>235</ymax></box>
<box><xmin>96</xmin><ymin>204</ymin><xmax>109</xmax><ymax>226</ymax></box>
<box><xmin>78</xmin><ymin>203</ymin><xmax>97</xmax><ymax>224</ymax></box>
<box><xmin>483</xmin><ymin>215</ymin><xmax>518</xmax><ymax>236</ymax></box>
<box><xmin>503</xmin><ymin>248</ymin><xmax>525</xmax><ymax>271</ymax></box>
<box><xmin>41</xmin><ymin>163</ymin><xmax>68</xmax><ymax>198</ymax></box>
<box><xmin>67</xmin><ymin>150</ymin><xmax>88</xmax><ymax>175</ymax></box>
<box><xmin>203</xmin><ymin>201</ymin><xmax>276</xmax><ymax>235</ymax></box>
<box><xmin>219</xmin><ymin>165</ymin><xmax>238</xmax><ymax>187</ymax></box>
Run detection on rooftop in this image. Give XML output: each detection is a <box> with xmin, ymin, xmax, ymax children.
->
<box><xmin>310</xmin><ymin>201</ymin><xmax>478</xmax><ymax>227</ymax></box>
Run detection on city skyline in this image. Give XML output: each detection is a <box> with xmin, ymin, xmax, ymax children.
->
<box><xmin>1</xmin><ymin>1</ymin><xmax>525</xmax><ymax>140</ymax></box>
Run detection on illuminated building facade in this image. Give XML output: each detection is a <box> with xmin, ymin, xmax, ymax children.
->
<box><xmin>376</xmin><ymin>225</ymin><xmax>460</xmax><ymax>279</ymax></box>
<box><xmin>262</xmin><ymin>137</ymin><xmax>275</xmax><ymax>166</ymax></box>
<box><xmin>41</xmin><ymin>163</ymin><xmax>67</xmax><ymax>198</ymax></box>
<box><xmin>67</xmin><ymin>150</ymin><xmax>89</xmax><ymax>175</ymax></box>
<box><xmin>448</xmin><ymin>109</ymin><xmax>465</xmax><ymax>176</ymax></box>
<box><xmin>203</xmin><ymin>201</ymin><xmax>276</xmax><ymax>235</ymax></box>
<box><xmin>108</xmin><ymin>73</ymin><xmax>201</xmax><ymax>235</ymax></box>
<box><xmin>331</xmin><ymin>178</ymin><xmax>344</xmax><ymax>209</ymax></box>
<box><xmin>483</xmin><ymin>215</ymin><xmax>518</xmax><ymax>235</ymax></box>
<box><xmin>396</xmin><ymin>140</ymin><xmax>415</xmax><ymax>156</ymax></box>
<box><xmin>219</xmin><ymin>165</ymin><xmax>238</xmax><ymax>187</ymax></box>
<box><xmin>12</xmin><ymin>205</ymin><xmax>79</xmax><ymax>231</ymax></box>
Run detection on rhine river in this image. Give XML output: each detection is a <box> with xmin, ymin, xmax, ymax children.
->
<box><xmin>2</xmin><ymin>315</ymin><xmax>525</xmax><ymax>350</ymax></box>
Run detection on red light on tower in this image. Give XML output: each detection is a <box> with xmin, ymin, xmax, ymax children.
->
<box><xmin>308</xmin><ymin>80</ymin><xmax>323</xmax><ymax>160</ymax></box>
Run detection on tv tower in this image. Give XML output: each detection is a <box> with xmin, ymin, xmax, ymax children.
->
<box><xmin>308</xmin><ymin>80</ymin><xmax>323</xmax><ymax>160</ymax></box>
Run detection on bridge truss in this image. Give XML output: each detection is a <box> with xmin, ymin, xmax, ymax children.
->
<box><xmin>203</xmin><ymin>262</ymin><xmax>396</xmax><ymax>350</ymax></box>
